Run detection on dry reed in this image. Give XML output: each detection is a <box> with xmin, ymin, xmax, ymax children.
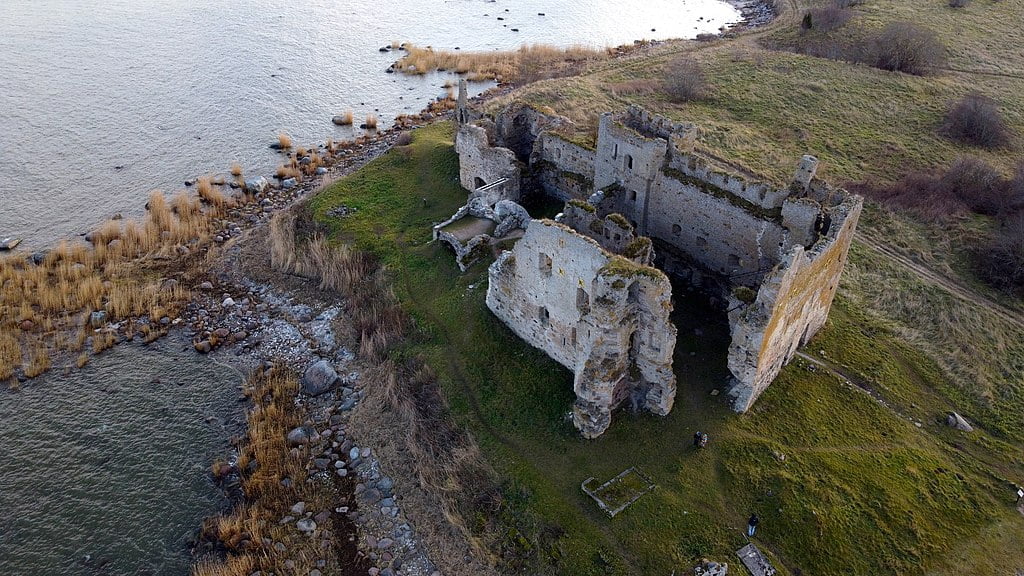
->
<box><xmin>277</xmin><ymin>133</ymin><xmax>293</xmax><ymax>149</ymax></box>
<box><xmin>394</xmin><ymin>43</ymin><xmax>608</xmax><ymax>83</ymax></box>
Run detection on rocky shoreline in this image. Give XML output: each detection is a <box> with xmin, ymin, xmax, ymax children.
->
<box><xmin>176</xmin><ymin>90</ymin><xmax>505</xmax><ymax>575</ymax></box>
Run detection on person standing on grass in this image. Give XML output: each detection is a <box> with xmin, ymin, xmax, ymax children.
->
<box><xmin>747</xmin><ymin>513</ymin><xmax>760</xmax><ymax>537</ymax></box>
<box><xmin>693</xmin><ymin>431</ymin><xmax>702</xmax><ymax>447</ymax></box>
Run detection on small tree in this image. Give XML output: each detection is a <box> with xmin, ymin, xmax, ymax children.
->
<box><xmin>663</xmin><ymin>57</ymin><xmax>709</xmax><ymax>102</ymax></box>
<box><xmin>942</xmin><ymin>92</ymin><xmax>1012</xmax><ymax>149</ymax></box>
<box><xmin>870</xmin><ymin>22</ymin><xmax>947</xmax><ymax>75</ymax></box>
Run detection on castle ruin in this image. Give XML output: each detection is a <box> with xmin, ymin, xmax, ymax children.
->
<box><xmin>435</xmin><ymin>82</ymin><xmax>863</xmax><ymax>438</ymax></box>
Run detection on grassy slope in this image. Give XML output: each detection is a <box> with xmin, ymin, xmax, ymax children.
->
<box><xmin>310</xmin><ymin>123</ymin><xmax>1024</xmax><ymax>575</ymax></box>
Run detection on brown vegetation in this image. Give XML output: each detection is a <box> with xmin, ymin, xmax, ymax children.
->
<box><xmin>363</xmin><ymin>114</ymin><xmax>378</xmax><ymax>130</ymax></box>
<box><xmin>193</xmin><ymin>367</ymin><xmax>359</xmax><ymax>575</ymax></box>
<box><xmin>663</xmin><ymin>56</ymin><xmax>709</xmax><ymax>102</ymax></box>
<box><xmin>942</xmin><ymin>92</ymin><xmax>1013</xmax><ymax>149</ymax></box>
<box><xmin>0</xmin><ymin>181</ymin><xmax>243</xmax><ymax>382</ymax></box>
<box><xmin>277</xmin><ymin>133</ymin><xmax>293</xmax><ymax>150</ymax></box>
<box><xmin>394</xmin><ymin>43</ymin><xmax>609</xmax><ymax>84</ymax></box>
<box><xmin>269</xmin><ymin>209</ymin><xmax>401</xmax><ymax>362</ymax></box>
<box><xmin>230</xmin><ymin>164</ymin><xmax>243</xmax><ymax>177</ymax></box>
<box><xmin>801</xmin><ymin>6</ymin><xmax>852</xmax><ymax>32</ymax></box>
<box><xmin>852</xmin><ymin>155</ymin><xmax>1014</xmax><ymax>219</ymax></box>
<box><xmin>870</xmin><ymin>22</ymin><xmax>947</xmax><ymax>75</ymax></box>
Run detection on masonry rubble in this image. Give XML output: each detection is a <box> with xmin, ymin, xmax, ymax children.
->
<box><xmin>441</xmin><ymin>81</ymin><xmax>862</xmax><ymax>437</ymax></box>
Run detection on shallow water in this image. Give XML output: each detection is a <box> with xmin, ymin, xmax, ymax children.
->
<box><xmin>0</xmin><ymin>0</ymin><xmax>739</xmax><ymax>249</ymax></box>
<box><xmin>0</xmin><ymin>339</ymin><xmax>246</xmax><ymax>575</ymax></box>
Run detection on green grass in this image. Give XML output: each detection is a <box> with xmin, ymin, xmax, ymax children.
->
<box><xmin>309</xmin><ymin>123</ymin><xmax>1024</xmax><ymax>575</ymax></box>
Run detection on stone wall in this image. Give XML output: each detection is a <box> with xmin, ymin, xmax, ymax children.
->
<box><xmin>486</xmin><ymin>220</ymin><xmax>676</xmax><ymax>438</ymax></box>
<box><xmin>455</xmin><ymin>101</ymin><xmax>864</xmax><ymax>428</ymax></box>
<box><xmin>727</xmin><ymin>195</ymin><xmax>862</xmax><ymax>411</ymax></box>
<box><xmin>455</xmin><ymin>123</ymin><xmax>521</xmax><ymax>204</ymax></box>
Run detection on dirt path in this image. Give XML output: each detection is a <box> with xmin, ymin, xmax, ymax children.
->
<box><xmin>855</xmin><ymin>233</ymin><xmax>1024</xmax><ymax>332</ymax></box>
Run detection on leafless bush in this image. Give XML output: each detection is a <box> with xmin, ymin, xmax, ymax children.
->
<box><xmin>801</xmin><ymin>6</ymin><xmax>853</xmax><ymax>32</ymax></box>
<box><xmin>869</xmin><ymin>22</ymin><xmax>947</xmax><ymax>75</ymax></box>
<box><xmin>395</xmin><ymin>132</ymin><xmax>413</xmax><ymax>146</ymax></box>
<box><xmin>941</xmin><ymin>92</ymin><xmax>1012</xmax><ymax>149</ymax></box>
<box><xmin>949</xmin><ymin>0</ymin><xmax>970</xmax><ymax>8</ymax></box>
<box><xmin>976</xmin><ymin>212</ymin><xmax>1024</xmax><ymax>292</ymax></box>
<box><xmin>663</xmin><ymin>56</ymin><xmax>709</xmax><ymax>102</ymax></box>
<box><xmin>850</xmin><ymin>156</ymin><xmax>1010</xmax><ymax>219</ymax></box>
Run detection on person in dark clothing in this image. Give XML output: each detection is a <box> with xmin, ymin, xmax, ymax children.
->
<box><xmin>693</xmin><ymin>432</ymin><xmax>702</xmax><ymax>447</ymax></box>
<box><xmin>747</xmin><ymin>513</ymin><xmax>760</xmax><ymax>537</ymax></box>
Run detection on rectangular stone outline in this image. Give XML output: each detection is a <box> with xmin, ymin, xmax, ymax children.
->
<box><xmin>581</xmin><ymin>466</ymin><xmax>656</xmax><ymax>517</ymax></box>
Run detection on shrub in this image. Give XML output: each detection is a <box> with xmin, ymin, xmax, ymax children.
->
<box><xmin>801</xmin><ymin>6</ymin><xmax>852</xmax><ymax>32</ymax></box>
<box><xmin>941</xmin><ymin>155</ymin><xmax>1009</xmax><ymax>215</ymax></box>
<box><xmin>851</xmin><ymin>156</ymin><xmax>1010</xmax><ymax>219</ymax></box>
<box><xmin>663</xmin><ymin>57</ymin><xmax>709</xmax><ymax>102</ymax></box>
<box><xmin>277</xmin><ymin>133</ymin><xmax>293</xmax><ymax>149</ymax></box>
<box><xmin>941</xmin><ymin>92</ymin><xmax>1012</xmax><ymax>149</ymax></box>
<box><xmin>395</xmin><ymin>132</ymin><xmax>413</xmax><ymax>146</ymax></box>
<box><xmin>977</xmin><ymin>213</ymin><xmax>1024</xmax><ymax>292</ymax></box>
<box><xmin>230</xmin><ymin>163</ymin><xmax>243</xmax><ymax>177</ymax></box>
<box><xmin>949</xmin><ymin>0</ymin><xmax>970</xmax><ymax>7</ymax></box>
<box><xmin>870</xmin><ymin>22</ymin><xmax>947</xmax><ymax>75</ymax></box>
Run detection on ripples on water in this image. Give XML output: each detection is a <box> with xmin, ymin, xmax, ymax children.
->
<box><xmin>0</xmin><ymin>339</ymin><xmax>245</xmax><ymax>575</ymax></box>
<box><xmin>0</xmin><ymin>1</ymin><xmax>739</xmax><ymax>573</ymax></box>
<box><xmin>0</xmin><ymin>0</ymin><xmax>738</xmax><ymax>248</ymax></box>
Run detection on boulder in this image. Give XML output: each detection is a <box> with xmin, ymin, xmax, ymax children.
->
<box><xmin>295</xmin><ymin>518</ymin><xmax>317</xmax><ymax>533</ymax></box>
<box><xmin>89</xmin><ymin>311</ymin><xmax>108</xmax><ymax>328</ymax></box>
<box><xmin>946</xmin><ymin>412</ymin><xmax>973</xmax><ymax>432</ymax></box>
<box><xmin>281</xmin><ymin>177</ymin><xmax>297</xmax><ymax>189</ymax></box>
<box><xmin>302</xmin><ymin>360</ymin><xmax>338</xmax><ymax>396</ymax></box>
<box><xmin>246</xmin><ymin>176</ymin><xmax>269</xmax><ymax>195</ymax></box>
<box><xmin>286</xmin><ymin>427</ymin><xmax>311</xmax><ymax>446</ymax></box>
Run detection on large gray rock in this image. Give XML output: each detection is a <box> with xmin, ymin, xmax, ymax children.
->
<box><xmin>302</xmin><ymin>360</ymin><xmax>338</xmax><ymax>396</ymax></box>
<box><xmin>947</xmin><ymin>412</ymin><xmax>974</xmax><ymax>432</ymax></box>
<box><xmin>246</xmin><ymin>176</ymin><xmax>269</xmax><ymax>194</ymax></box>
<box><xmin>286</xmin><ymin>427</ymin><xmax>311</xmax><ymax>446</ymax></box>
<box><xmin>295</xmin><ymin>518</ymin><xmax>317</xmax><ymax>533</ymax></box>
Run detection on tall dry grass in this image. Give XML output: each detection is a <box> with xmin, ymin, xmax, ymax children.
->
<box><xmin>277</xmin><ymin>133</ymin><xmax>293</xmax><ymax>149</ymax></box>
<box><xmin>193</xmin><ymin>368</ymin><xmax>345</xmax><ymax>575</ymax></box>
<box><xmin>394</xmin><ymin>43</ymin><xmax>609</xmax><ymax>83</ymax></box>
<box><xmin>269</xmin><ymin>210</ymin><xmax>402</xmax><ymax>362</ymax></box>
<box><xmin>0</xmin><ymin>180</ymin><xmax>234</xmax><ymax>380</ymax></box>
<box><xmin>197</xmin><ymin>177</ymin><xmax>229</xmax><ymax>214</ymax></box>
<box><xmin>363</xmin><ymin>114</ymin><xmax>378</xmax><ymax>130</ymax></box>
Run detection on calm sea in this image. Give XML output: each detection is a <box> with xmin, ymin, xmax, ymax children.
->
<box><xmin>0</xmin><ymin>0</ymin><xmax>739</xmax><ymax>249</ymax></box>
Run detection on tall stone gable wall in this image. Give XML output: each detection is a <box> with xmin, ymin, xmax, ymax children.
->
<box><xmin>486</xmin><ymin>221</ymin><xmax>677</xmax><ymax>438</ymax></box>
<box><xmin>455</xmin><ymin>123</ymin><xmax>521</xmax><ymax>204</ymax></box>
<box><xmin>727</xmin><ymin>197</ymin><xmax>862</xmax><ymax>410</ymax></box>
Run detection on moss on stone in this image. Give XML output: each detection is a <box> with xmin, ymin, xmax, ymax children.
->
<box><xmin>600</xmin><ymin>255</ymin><xmax>664</xmax><ymax>281</ymax></box>
<box><xmin>662</xmin><ymin>167</ymin><xmax>783</xmax><ymax>222</ymax></box>
<box><xmin>568</xmin><ymin>199</ymin><xmax>596</xmax><ymax>213</ymax></box>
<box><xmin>622</xmin><ymin>237</ymin><xmax>652</xmax><ymax>260</ymax></box>
<box><xmin>606</xmin><ymin>213</ymin><xmax>631</xmax><ymax>230</ymax></box>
